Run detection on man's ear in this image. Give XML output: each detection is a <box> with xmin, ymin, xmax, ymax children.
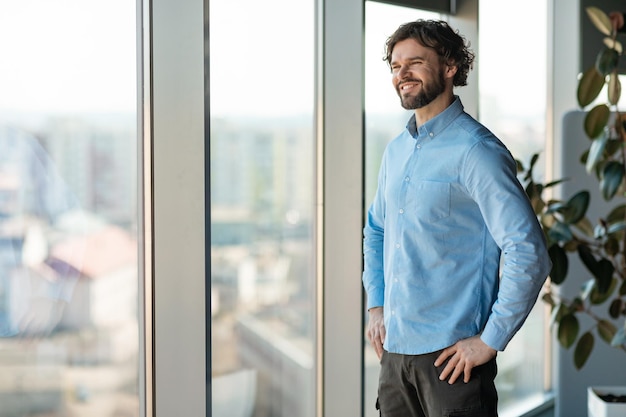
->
<box><xmin>445</xmin><ymin>64</ymin><xmax>458</xmax><ymax>80</ymax></box>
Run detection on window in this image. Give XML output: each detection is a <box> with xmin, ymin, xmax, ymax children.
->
<box><xmin>478</xmin><ymin>1</ymin><xmax>552</xmax><ymax>414</ymax></box>
<box><xmin>363</xmin><ymin>3</ymin><xmax>441</xmax><ymax>416</ymax></box>
<box><xmin>209</xmin><ymin>0</ymin><xmax>316</xmax><ymax>415</ymax></box>
<box><xmin>0</xmin><ymin>1</ymin><xmax>141</xmax><ymax>416</ymax></box>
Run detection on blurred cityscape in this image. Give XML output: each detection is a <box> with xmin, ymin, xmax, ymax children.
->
<box><xmin>0</xmin><ymin>113</ymin><xmax>139</xmax><ymax>417</ymax></box>
<box><xmin>210</xmin><ymin>115</ymin><xmax>315</xmax><ymax>417</ymax></box>
<box><xmin>0</xmin><ymin>106</ymin><xmax>547</xmax><ymax>417</ymax></box>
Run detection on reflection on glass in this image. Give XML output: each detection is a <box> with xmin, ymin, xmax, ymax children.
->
<box><xmin>0</xmin><ymin>1</ymin><xmax>140</xmax><ymax>416</ymax></box>
<box><xmin>209</xmin><ymin>0</ymin><xmax>315</xmax><ymax>416</ymax></box>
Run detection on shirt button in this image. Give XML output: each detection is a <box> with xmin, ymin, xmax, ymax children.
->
<box><xmin>394</xmin><ymin>278</ymin><xmax>398</xmax><ymax>283</ymax></box>
<box><xmin>391</xmin><ymin>310</ymin><xmax>395</xmax><ymax>315</ymax></box>
<box><xmin>395</xmin><ymin>243</ymin><xmax>400</xmax><ymax>249</ymax></box>
<box><xmin>404</xmin><ymin>176</ymin><xmax>410</xmax><ymax>182</ymax></box>
<box><xmin>399</xmin><ymin>209</ymin><xmax>404</xmax><ymax>214</ymax></box>
<box><xmin>416</xmin><ymin>144</ymin><xmax>421</xmax><ymax>149</ymax></box>
<box><xmin>429</xmin><ymin>132</ymin><xmax>434</xmax><ymax>137</ymax></box>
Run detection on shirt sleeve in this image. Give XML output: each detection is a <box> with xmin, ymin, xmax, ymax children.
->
<box><xmin>461</xmin><ymin>139</ymin><xmax>552</xmax><ymax>351</ymax></box>
<box><xmin>362</xmin><ymin>152</ymin><xmax>387</xmax><ymax>310</ymax></box>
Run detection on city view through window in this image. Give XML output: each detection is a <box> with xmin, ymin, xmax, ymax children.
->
<box><xmin>0</xmin><ymin>1</ymin><xmax>140</xmax><ymax>416</ymax></box>
<box><xmin>0</xmin><ymin>0</ymin><xmax>556</xmax><ymax>415</ymax></box>
<box><xmin>209</xmin><ymin>0</ymin><xmax>316</xmax><ymax>416</ymax></box>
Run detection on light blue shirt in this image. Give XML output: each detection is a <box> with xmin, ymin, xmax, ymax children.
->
<box><xmin>362</xmin><ymin>97</ymin><xmax>551</xmax><ymax>354</ymax></box>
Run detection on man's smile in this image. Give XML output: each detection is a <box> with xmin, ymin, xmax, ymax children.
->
<box><xmin>398</xmin><ymin>81</ymin><xmax>420</xmax><ymax>92</ymax></box>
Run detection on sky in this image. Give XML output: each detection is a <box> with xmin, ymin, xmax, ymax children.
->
<box><xmin>0</xmin><ymin>0</ymin><xmax>547</xmax><ymax>118</ymax></box>
<box><xmin>0</xmin><ymin>0</ymin><xmax>136</xmax><ymax>114</ymax></box>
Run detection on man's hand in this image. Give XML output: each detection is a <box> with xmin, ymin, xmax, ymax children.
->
<box><xmin>434</xmin><ymin>335</ymin><xmax>497</xmax><ymax>384</ymax></box>
<box><xmin>366</xmin><ymin>307</ymin><xmax>386</xmax><ymax>360</ymax></box>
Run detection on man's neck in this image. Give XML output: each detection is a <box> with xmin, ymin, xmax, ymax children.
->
<box><xmin>413</xmin><ymin>92</ymin><xmax>455</xmax><ymax>128</ymax></box>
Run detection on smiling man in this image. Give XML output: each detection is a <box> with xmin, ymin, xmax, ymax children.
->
<box><xmin>362</xmin><ymin>20</ymin><xmax>551</xmax><ymax>417</ymax></box>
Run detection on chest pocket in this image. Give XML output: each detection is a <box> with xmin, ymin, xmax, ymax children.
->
<box><xmin>408</xmin><ymin>181</ymin><xmax>451</xmax><ymax>223</ymax></box>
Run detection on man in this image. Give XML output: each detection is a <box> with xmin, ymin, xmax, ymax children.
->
<box><xmin>362</xmin><ymin>20</ymin><xmax>551</xmax><ymax>417</ymax></box>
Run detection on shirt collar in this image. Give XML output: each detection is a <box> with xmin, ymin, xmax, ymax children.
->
<box><xmin>405</xmin><ymin>96</ymin><xmax>464</xmax><ymax>140</ymax></box>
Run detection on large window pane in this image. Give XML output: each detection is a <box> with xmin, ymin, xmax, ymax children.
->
<box><xmin>209</xmin><ymin>0</ymin><xmax>316</xmax><ymax>416</ymax></box>
<box><xmin>478</xmin><ymin>1</ymin><xmax>551</xmax><ymax>414</ymax></box>
<box><xmin>363</xmin><ymin>3</ymin><xmax>440</xmax><ymax>416</ymax></box>
<box><xmin>0</xmin><ymin>1</ymin><xmax>140</xmax><ymax>416</ymax></box>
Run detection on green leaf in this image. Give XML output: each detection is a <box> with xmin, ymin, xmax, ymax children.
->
<box><xmin>558</xmin><ymin>314</ymin><xmax>579</xmax><ymax>348</ymax></box>
<box><xmin>586</xmin><ymin>6</ymin><xmax>612</xmax><ymax>36</ymax></box>
<box><xmin>607</xmin><ymin>204</ymin><xmax>626</xmax><ymax>222</ymax></box>
<box><xmin>604</xmin><ymin>236</ymin><xmax>620</xmax><ymax>256</ymax></box>
<box><xmin>595</xmin><ymin>258</ymin><xmax>615</xmax><ymax>294</ymax></box>
<box><xmin>578</xmin><ymin>66</ymin><xmax>606</xmax><ymax>108</ymax></box>
<box><xmin>598</xmin><ymin>319</ymin><xmax>617</xmax><ymax>344</ymax></box>
<box><xmin>608</xmin><ymin>72</ymin><xmax>622</xmax><ymax>105</ymax></box>
<box><xmin>525</xmin><ymin>181</ymin><xmax>539</xmax><ymax>200</ymax></box>
<box><xmin>607</xmin><ymin>221</ymin><xmax>626</xmax><ymax>235</ymax></box>
<box><xmin>605</xmin><ymin>138</ymin><xmax>623</xmax><ymax>156</ymax></box>
<box><xmin>548</xmin><ymin>221</ymin><xmax>573</xmax><ymax>242</ymax></box>
<box><xmin>584</xmin><ymin>105</ymin><xmax>610</xmax><ymax>138</ymax></box>
<box><xmin>548</xmin><ymin>244</ymin><xmax>568</xmax><ymax>285</ymax></box>
<box><xmin>600</xmin><ymin>161</ymin><xmax>624</xmax><ymax>200</ymax></box>
<box><xmin>586</xmin><ymin>135</ymin><xmax>608</xmax><ymax>174</ymax></box>
<box><xmin>578</xmin><ymin>244</ymin><xmax>598</xmax><ymax>275</ymax></box>
<box><xmin>590</xmin><ymin>278</ymin><xmax>617</xmax><ymax>305</ymax></box>
<box><xmin>571</xmin><ymin>297</ymin><xmax>585</xmax><ymax>312</ymax></box>
<box><xmin>595</xmin><ymin>47</ymin><xmax>620</xmax><ymax>76</ymax></box>
<box><xmin>562</xmin><ymin>191</ymin><xmax>590</xmax><ymax>224</ymax></box>
<box><xmin>575</xmin><ymin>217</ymin><xmax>595</xmax><ymax>237</ymax></box>
<box><xmin>574</xmin><ymin>331</ymin><xmax>594</xmax><ymax>369</ymax></box>
<box><xmin>550</xmin><ymin>303</ymin><xmax>569</xmax><ymax>326</ymax></box>
<box><xmin>545</xmin><ymin>178</ymin><xmax>569</xmax><ymax>189</ymax></box>
<box><xmin>609</xmin><ymin>299</ymin><xmax>623</xmax><ymax>319</ymax></box>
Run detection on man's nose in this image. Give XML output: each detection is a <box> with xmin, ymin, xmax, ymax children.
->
<box><xmin>397</xmin><ymin>65</ymin><xmax>409</xmax><ymax>79</ymax></box>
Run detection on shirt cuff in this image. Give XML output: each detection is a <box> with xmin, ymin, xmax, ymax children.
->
<box><xmin>366</xmin><ymin>287</ymin><xmax>384</xmax><ymax>311</ymax></box>
<box><xmin>480</xmin><ymin>323</ymin><xmax>510</xmax><ymax>352</ymax></box>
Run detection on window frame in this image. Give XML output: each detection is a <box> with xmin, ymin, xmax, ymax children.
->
<box><xmin>147</xmin><ymin>0</ymin><xmax>556</xmax><ymax>415</ymax></box>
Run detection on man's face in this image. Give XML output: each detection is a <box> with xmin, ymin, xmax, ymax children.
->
<box><xmin>390</xmin><ymin>38</ymin><xmax>447</xmax><ymax>110</ymax></box>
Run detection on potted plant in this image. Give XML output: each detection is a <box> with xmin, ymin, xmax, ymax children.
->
<box><xmin>517</xmin><ymin>6</ymin><xmax>626</xmax><ymax>415</ymax></box>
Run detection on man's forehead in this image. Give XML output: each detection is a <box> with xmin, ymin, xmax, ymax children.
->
<box><xmin>391</xmin><ymin>39</ymin><xmax>432</xmax><ymax>60</ymax></box>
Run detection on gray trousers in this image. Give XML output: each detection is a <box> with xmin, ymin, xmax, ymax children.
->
<box><xmin>376</xmin><ymin>350</ymin><xmax>498</xmax><ymax>417</ymax></box>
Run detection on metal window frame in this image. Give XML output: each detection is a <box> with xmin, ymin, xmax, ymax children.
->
<box><xmin>147</xmin><ymin>0</ymin><xmax>207</xmax><ymax>415</ymax></box>
<box><xmin>144</xmin><ymin>0</ymin><xmax>480</xmax><ymax>416</ymax></box>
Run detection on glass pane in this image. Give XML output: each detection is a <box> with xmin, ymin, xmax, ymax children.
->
<box><xmin>363</xmin><ymin>3</ymin><xmax>440</xmax><ymax>416</ymax></box>
<box><xmin>209</xmin><ymin>0</ymin><xmax>316</xmax><ymax>416</ymax></box>
<box><xmin>0</xmin><ymin>1</ymin><xmax>140</xmax><ymax>417</ymax></box>
<box><xmin>478</xmin><ymin>0</ymin><xmax>550</xmax><ymax>413</ymax></box>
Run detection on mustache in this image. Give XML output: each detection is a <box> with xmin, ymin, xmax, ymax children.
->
<box><xmin>397</xmin><ymin>79</ymin><xmax>422</xmax><ymax>88</ymax></box>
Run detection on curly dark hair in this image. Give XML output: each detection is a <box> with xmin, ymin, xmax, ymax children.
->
<box><xmin>383</xmin><ymin>19</ymin><xmax>475</xmax><ymax>87</ymax></box>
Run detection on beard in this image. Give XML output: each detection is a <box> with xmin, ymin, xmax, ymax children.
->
<box><xmin>397</xmin><ymin>70</ymin><xmax>446</xmax><ymax>110</ymax></box>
